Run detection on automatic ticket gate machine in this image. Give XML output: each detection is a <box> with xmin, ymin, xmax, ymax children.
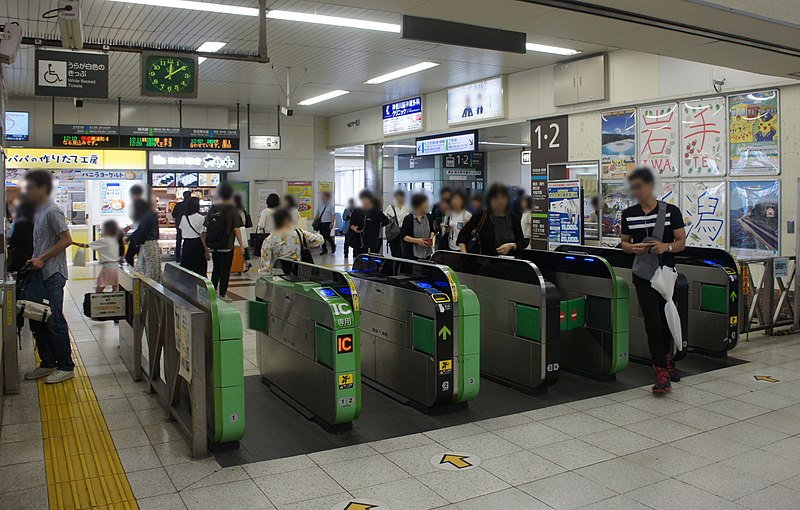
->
<box><xmin>557</xmin><ymin>245</ymin><xmax>739</xmax><ymax>357</ymax></box>
<box><xmin>431</xmin><ymin>252</ymin><xmax>560</xmax><ymax>392</ymax></box>
<box><xmin>250</xmin><ymin>260</ymin><xmax>362</xmax><ymax>430</ymax></box>
<box><xmin>514</xmin><ymin>250</ymin><xmax>630</xmax><ymax>379</ymax></box>
<box><xmin>349</xmin><ymin>254</ymin><xmax>480</xmax><ymax>411</ymax></box>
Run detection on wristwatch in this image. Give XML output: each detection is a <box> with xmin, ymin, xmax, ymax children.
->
<box><xmin>668</xmin><ymin>244</ymin><xmax>673</xmax><ymax>252</ymax></box>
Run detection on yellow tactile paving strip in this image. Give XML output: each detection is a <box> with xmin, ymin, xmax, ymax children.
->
<box><xmin>37</xmin><ymin>340</ymin><xmax>139</xmax><ymax>510</ymax></box>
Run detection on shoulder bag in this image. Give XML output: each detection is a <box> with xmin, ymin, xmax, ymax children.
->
<box><xmin>386</xmin><ymin>205</ymin><xmax>402</xmax><ymax>242</ymax></box>
<box><xmin>632</xmin><ymin>201</ymin><xmax>667</xmax><ymax>281</ymax></box>
<box><xmin>296</xmin><ymin>229</ymin><xmax>315</xmax><ymax>264</ymax></box>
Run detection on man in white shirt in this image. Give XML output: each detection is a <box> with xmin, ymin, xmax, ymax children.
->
<box><xmin>316</xmin><ymin>191</ymin><xmax>336</xmax><ymax>255</ymax></box>
<box><xmin>384</xmin><ymin>190</ymin><xmax>410</xmax><ymax>257</ymax></box>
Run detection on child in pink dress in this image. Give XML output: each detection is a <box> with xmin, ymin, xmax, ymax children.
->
<box><xmin>74</xmin><ymin>220</ymin><xmax>125</xmax><ymax>292</ymax></box>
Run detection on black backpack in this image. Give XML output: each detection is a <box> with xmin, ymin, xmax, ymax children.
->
<box><xmin>205</xmin><ymin>207</ymin><xmax>232</xmax><ymax>250</ymax></box>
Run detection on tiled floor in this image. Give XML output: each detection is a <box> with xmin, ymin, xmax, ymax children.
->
<box><xmin>3</xmin><ymin>251</ymin><xmax>800</xmax><ymax>509</ymax></box>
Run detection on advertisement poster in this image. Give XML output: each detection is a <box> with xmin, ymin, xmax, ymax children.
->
<box><xmin>548</xmin><ymin>181</ymin><xmax>582</xmax><ymax>248</ymax></box>
<box><xmin>638</xmin><ymin>103</ymin><xmax>680</xmax><ymax>177</ymax></box>
<box><xmin>680</xmin><ymin>97</ymin><xmax>726</xmax><ymax>176</ymax></box>
<box><xmin>729</xmin><ymin>90</ymin><xmax>779</xmax><ymax>175</ymax></box>
<box><xmin>729</xmin><ymin>181</ymin><xmax>780</xmax><ymax>258</ymax></box>
<box><xmin>655</xmin><ymin>181</ymin><xmax>680</xmax><ymax>206</ymax></box>
<box><xmin>601</xmin><ymin>109</ymin><xmax>636</xmax><ymax>179</ymax></box>
<box><xmin>319</xmin><ymin>181</ymin><xmax>334</xmax><ymax>193</ymax></box>
<box><xmin>100</xmin><ymin>182</ymin><xmax>125</xmax><ymax>215</ymax></box>
<box><xmin>681</xmin><ymin>181</ymin><xmax>726</xmax><ymax>249</ymax></box>
<box><xmin>601</xmin><ymin>181</ymin><xmax>635</xmax><ymax>247</ymax></box>
<box><xmin>288</xmin><ymin>181</ymin><xmax>313</xmax><ymax>219</ymax></box>
<box><xmin>447</xmin><ymin>76</ymin><xmax>504</xmax><ymax>125</ymax></box>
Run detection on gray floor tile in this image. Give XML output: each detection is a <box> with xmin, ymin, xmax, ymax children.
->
<box><xmin>519</xmin><ymin>471</ymin><xmax>616</xmax><ymax>510</ymax></box>
<box><xmin>521</xmin><ymin>404</ymin><xmax>576</xmax><ymax>420</ymax></box>
<box><xmin>474</xmin><ymin>413</ymin><xmax>532</xmax><ymax>432</ymax></box>
<box><xmin>576</xmin><ymin>457</ymin><xmax>666</xmax><ymax>493</ymax></box>
<box><xmin>584</xmin><ymin>403</ymin><xmax>657</xmax><ymax>427</ymax></box>
<box><xmin>624</xmin><ymin>445</ymin><xmax>713</xmax><ymax>477</ymax></box>
<box><xmin>97</xmin><ymin>396</ymin><xmax>134</xmax><ymax>415</ymax></box>
<box><xmin>117</xmin><ymin>445</ymin><xmax>162</xmax><ymax>473</ymax></box>
<box><xmin>763</xmin><ymin>436</ymin><xmax>800</xmax><ymax>460</ymax></box>
<box><xmin>534</xmin><ymin>438</ymin><xmax>615</xmax><ymax>470</ymax></box>
<box><xmin>385</xmin><ymin>443</ymin><xmax>450</xmax><ymax>476</ymax></box>
<box><xmin>101</xmin><ymin>410</ymin><xmax>140</xmax><ymax>431</ymax></box>
<box><xmin>186</xmin><ymin>466</ymin><xmax>250</xmax><ymax>490</ymax></box>
<box><xmin>565</xmin><ymin>396</ymin><xmax>617</xmax><ymax>411</ymax></box>
<box><xmin>541</xmin><ymin>412</ymin><xmax>616</xmax><ymax>437</ymax></box>
<box><xmin>277</xmin><ymin>492</ymin><xmax>351</xmax><ymax>510</ymax></box>
<box><xmin>253</xmin><ymin>466</ymin><xmax>344</xmax><ymax>505</ymax></box>
<box><xmin>143</xmin><ymin>422</ymin><xmax>187</xmax><ymax>445</ymax></box>
<box><xmin>494</xmin><ymin>421</ymin><xmax>572</xmax><ymax>449</ymax></box>
<box><xmin>734</xmin><ymin>389</ymin><xmax>797</xmax><ymax>410</ymax></box>
<box><xmin>0</xmin><ymin>486</ymin><xmax>49</xmax><ymax>510</ymax></box>
<box><xmin>322</xmin><ymin>454</ymin><xmax>408</xmax><ymax>490</ymax></box>
<box><xmin>722</xmin><ymin>448</ymin><xmax>800</xmax><ymax>483</ymax></box>
<box><xmin>677</xmin><ymin>463</ymin><xmax>772</xmax><ymax>501</ymax></box>
<box><xmin>668</xmin><ymin>386</ymin><xmax>728</xmax><ymax>407</ymax></box>
<box><xmin>480</xmin><ymin>449</ymin><xmax>565</xmax><ymax>486</ymax></box>
<box><xmin>713</xmin><ymin>421</ymin><xmax>789</xmax><ymax>448</ymax></box>
<box><xmin>579</xmin><ymin>495</ymin><xmax>652</xmax><ymax>510</ymax></box>
<box><xmin>308</xmin><ymin>443</ymin><xmax>378</xmax><ymax>466</ymax></box>
<box><xmin>0</xmin><ymin>422</ymin><xmax>43</xmax><ymax>444</ymax></box>
<box><xmin>165</xmin><ymin>457</ymin><xmax>222</xmax><ymax>490</ymax></box>
<box><xmin>242</xmin><ymin>455</ymin><xmax>315</xmax><ymax>479</ymax></box>
<box><xmin>667</xmin><ymin>407</ymin><xmax>737</xmax><ymax>431</ymax></box>
<box><xmin>454</xmin><ymin>487</ymin><xmax>551</xmax><ymax>510</ymax></box>
<box><xmin>423</xmin><ymin>423</ymin><xmax>485</xmax><ymax>443</ymax></box>
<box><xmin>581</xmin><ymin>428</ymin><xmax>661</xmax><ymax>456</ymax></box>
<box><xmin>623</xmin><ymin>396</ymin><xmax>693</xmax><ymax>416</ymax></box>
<box><xmin>0</xmin><ymin>439</ymin><xmax>44</xmax><ymax>466</ymax></box>
<box><xmin>180</xmin><ymin>479</ymin><xmax>274</xmax><ymax>510</ymax></box>
<box><xmin>671</xmin><ymin>430</ymin><xmax>753</xmax><ymax>461</ymax></box>
<box><xmin>370</xmin><ymin>432</ymin><xmax>436</xmax><ymax>454</ymax></box>
<box><xmin>623</xmin><ymin>417</ymin><xmax>702</xmax><ymax>443</ymax></box>
<box><xmin>0</xmin><ymin>461</ymin><xmax>46</xmax><ymax>494</ymax></box>
<box><xmin>351</xmin><ymin>477</ymin><xmax>448</xmax><ymax>510</ymax></box>
<box><xmin>605</xmin><ymin>388</ymin><xmax>652</xmax><ymax>403</ymax></box>
<box><xmin>417</xmin><ymin>467</ymin><xmax>510</xmax><ymax>503</ymax></box>
<box><xmin>701</xmin><ymin>399</ymin><xmax>771</xmax><ymax>420</ymax></box>
<box><xmin>736</xmin><ymin>484</ymin><xmax>800</xmax><ymax>510</ymax></box>
<box><xmin>153</xmin><ymin>439</ymin><xmax>193</xmax><ymax>466</ymax></box>
<box><xmin>440</xmin><ymin>432</ymin><xmax>522</xmax><ymax>461</ymax></box>
<box><xmin>628</xmin><ymin>478</ymin><xmax>742</xmax><ymax>510</ymax></box>
<box><xmin>126</xmin><ymin>467</ymin><xmax>177</xmax><ymax>499</ymax></box>
<box><xmin>746</xmin><ymin>410</ymin><xmax>800</xmax><ymax>435</ymax></box>
<box><xmin>110</xmin><ymin>425</ymin><xmax>152</xmax><ymax>449</ymax></box>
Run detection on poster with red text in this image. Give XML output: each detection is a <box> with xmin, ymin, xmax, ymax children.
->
<box><xmin>637</xmin><ymin>103</ymin><xmax>680</xmax><ymax>177</ymax></box>
<box><xmin>680</xmin><ymin>97</ymin><xmax>727</xmax><ymax>177</ymax></box>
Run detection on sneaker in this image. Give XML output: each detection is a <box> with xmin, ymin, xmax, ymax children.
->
<box><xmin>666</xmin><ymin>354</ymin><xmax>681</xmax><ymax>382</ymax></box>
<box><xmin>652</xmin><ymin>365</ymin><xmax>672</xmax><ymax>395</ymax></box>
<box><xmin>220</xmin><ymin>295</ymin><xmax>233</xmax><ymax>303</ymax></box>
<box><xmin>44</xmin><ymin>370</ymin><xmax>74</xmax><ymax>384</ymax></box>
<box><xmin>24</xmin><ymin>367</ymin><xmax>55</xmax><ymax>380</ymax></box>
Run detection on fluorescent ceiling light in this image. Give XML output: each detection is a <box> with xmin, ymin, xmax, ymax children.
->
<box><xmin>298</xmin><ymin>90</ymin><xmax>350</xmax><ymax>106</ymax></box>
<box><xmin>526</xmin><ymin>42</ymin><xmax>580</xmax><ymax>56</ymax></box>
<box><xmin>197</xmin><ymin>41</ymin><xmax>226</xmax><ymax>64</ymax></box>
<box><xmin>383</xmin><ymin>144</ymin><xmax>416</xmax><ymax>149</ymax></box>
<box><xmin>106</xmin><ymin>1</ymin><xmax>401</xmax><ymax>33</ymax></box>
<box><xmin>267</xmin><ymin>10</ymin><xmax>400</xmax><ymax>33</ymax></box>
<box><xmin>479</xmin><ymin>142</ymin><xmax>528</xmax><ymax>147</ymax></box>
<box><xmin>365</xmin><ymin>62</ymin><xmax>439</xmax><ymax>84</ymax></box>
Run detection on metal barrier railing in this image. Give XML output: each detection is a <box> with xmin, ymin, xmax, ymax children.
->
<box><xmin>123</xmin><ymin>269</ymin><xmax>208</xmax><ymax>458</ymax></box>
<box><xmin>740</xmin><ymin>257</ymin><xmax>796</xmax><ymax>336</ymax></box>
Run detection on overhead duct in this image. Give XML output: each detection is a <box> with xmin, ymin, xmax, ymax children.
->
<box><xmin>401</xmin><ymin>15</ymin><xmax>527</xmax><ymax>54</ymax></box>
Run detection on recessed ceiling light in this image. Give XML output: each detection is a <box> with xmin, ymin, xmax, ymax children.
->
<box><xmin>383</xmin><ymin>144</ymin><xmax>416</xmax><ymax>149</ymax></box>
<box><xmin>479</xmin><ymin>142</ymin><xmax>528</xmax><ymax>147</ymax></box>
<box><xmin>525</xmin><ymin>42</ymin><xmax>580</xmax><ymax>56</ymax></box>
<box><xmin>298</xmin><ymin>90</ymin><xmax>350</xmax><ymax>106</ymax></box>
<box><xmin>197</xmin><ymin>41</ymin><xmax>226</xmax><ymax>64</ymax></box>
<box><xmin>105</xmin><ymin>1</ymin><xmax>401</xmax><ymax>33</ymax></box>
<box><xmin>364</xmin><ymin>62</ymin><xmax>439</xmax><ymax>84</ymax></box>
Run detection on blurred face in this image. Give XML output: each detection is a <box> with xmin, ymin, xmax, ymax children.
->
<box><xmin>441</xmin><ymin>191</ymin><xmax>452</xmax><ymax>203</ymax></box>
<box><xmin>417</xmin><ymin>199</ymin><xmax>429</xmax><ymax>214</ymax></box>
<box><xmin>451</xmin><ymin>195</ymin><xmax>465</xmax><ymax>212</ymax></box>
<box><xmin>629</xmin><ymin>178</ymin><xmax>654</xmax><ymax>203</ymax></box>
<box><xmin>489</xmin><ymin>193</ymin><xmax>509</xmax><ymax>215</ymax></box>
<box><xmin>395</xmin><ymin>193</ymin><xmax>405</xmax><ymax>206</ymax></box>
<box><xmin>361</xmin><ymin>197</ymin><xmax>373</xmax><ymax>209</ymax></box>
<box><xmin>25</xmin><ymin>182</ymin><xmax>47</xmax><ymax>204</ymax></box>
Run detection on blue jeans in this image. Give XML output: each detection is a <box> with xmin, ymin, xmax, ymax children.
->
<box><xmin>37</xmin><ymin>273</ymin><xmax>74</xmax><ymax>371</ymax></box>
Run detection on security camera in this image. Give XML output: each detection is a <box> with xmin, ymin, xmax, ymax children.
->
<box><xmin>347</xmin><ymin>119</ymin><xmax>360</xmax><ymax>128</ymax></box>
<box><xmin>280</xmin><ymin>106</ymin><xmax>293</xmax><ymax>117</ymax></box>
<box><xmin>74</xmin><ymin>98</ymin><xmax>84</xmax><ymax>108</ymax></box>
<box><xmin>58</xmin><ymin>0</ymin><xmax>84</xmax><ymax>50</ymax></box>
<box><xmin>0</xmin><ymin>22</ymin><xmax>22</xmax><ymax>65</ymax></box>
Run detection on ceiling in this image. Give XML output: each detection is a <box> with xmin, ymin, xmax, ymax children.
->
<box><xmin>2</xmin><ymin>0</ymin><xmax>799</xmax><ymax>117</ymax></box>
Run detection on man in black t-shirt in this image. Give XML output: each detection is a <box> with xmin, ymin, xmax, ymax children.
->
<box><xmin>620</xmin><ymin>167</ymin><xmax>686</xmax><ymax>395</ymax></box>
<box><xmin>205</xmin><ymin>183</ymin><xmax>244</xmax><ymax>302</ymax></box>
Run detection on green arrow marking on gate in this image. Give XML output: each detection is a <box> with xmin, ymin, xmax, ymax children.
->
<box><xmin>438</xmin><ymin>326</ymin><xmax>451</xmax><ymax>340</ymax></box>
<box><xmin>730</xmin><ymin>291</ymin><xmax>737</xmax><ymax>301</ymax></box>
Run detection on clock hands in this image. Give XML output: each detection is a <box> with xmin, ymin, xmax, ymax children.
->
<box><xmin>165</xmin><ymin>65</ymin><xmax>188</xmax><ymax>80</ymax></box>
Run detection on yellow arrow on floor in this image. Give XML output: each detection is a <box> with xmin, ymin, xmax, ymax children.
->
<box><xmin>440</xmin><ymin>454</ymin><xmax>472</xmax><ymax>469</ymax></box>
<box><xmin>344</xmin><ymin>503</ymin><xmax>378</xmax><ymax>510</ymax></box>
<box><xmin>754</xmin><ymin>375</ymin><xmax>779</xmax><ymax>383</ymax></box>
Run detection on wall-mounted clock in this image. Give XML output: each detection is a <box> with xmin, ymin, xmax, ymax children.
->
<box><xmin>140</xmin><ymin>52</ymin><xmax>198</xmax><ymax>98</ymax></box>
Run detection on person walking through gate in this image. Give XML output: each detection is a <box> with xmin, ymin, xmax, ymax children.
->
<box><xmin>171</xmin><ymin>190</ymin><xmax>191</xmax><ymax>261</ymax></box>
<box><xmin>384</xmin><ymin>190</ymin><xmax>409</xmax><ymax>258</ymax></box>
<box><xmin>205</xmin><ymin>182</ymin><xmax>244</xmax><ymax>302</ymax></box>
<box><xmin>315</xmin><ymin>191</ymin><xmax>336</xmax><ymax>255</ymax></box>
<box><xmin>178</xmin><ymin>196</ymin><xmax>209</xmax><ymax>277</ymax></box>
<box><xmin>347</xmin><ymin>190</ymin><xmax>389</xmax><ymax>256</ymax></box>
<box><xmin>23</xmin><ymin>170</ymin><xmax>75</xmax><ymax>384</ymax></box>
<box><xmin>620</xmin><ymin>167</ymin><xmax>686</xmax><ymax>394</ymax></box>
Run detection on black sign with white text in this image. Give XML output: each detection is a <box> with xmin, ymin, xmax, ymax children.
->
<box><xmin>35</xmin><ymin>50</ymin><xmax>109</xmax><ymax>99</ymax></box>
<box><xmin>530</xmin><ymin>116</ymin><xmax>569</xmax><ymax>250</ymax></box>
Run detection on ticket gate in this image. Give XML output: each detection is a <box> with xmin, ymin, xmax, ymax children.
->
<box><xmin>557</xmin><ymin>245</ymin><xmax>738</xmax><ymax>357</ymax></box>
<box><xmin>250</xmin><ymin>260</ymin><xmax>361</xmax><ymax>430</ymax></box>
<box><xmin>349</xmin><ymin>254</ymin><xmax>480</xmax><ymax>411</ymax></box>
<box><xmin>431</xmin><ymin>252</ymin><xmax>559</xmax><ymax>392</ymax></box>
<box><xmin>513</xmin><ymin>250</ymin><xmax>630</xmax><ymax>379</ymax></box>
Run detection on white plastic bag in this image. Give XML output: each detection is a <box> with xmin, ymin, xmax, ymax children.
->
<box><xmin>650</xmin><ymin>265</ymin><xmax>682</xmax><ymax>351</ymax></box>
<box><xmin>73</xmin><ymin>247</ymin><xmax>87</xmax><ymax>267</ymax></box>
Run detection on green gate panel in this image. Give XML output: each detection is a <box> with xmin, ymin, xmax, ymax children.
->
<box><xmin>700</xmin><ymin>284</ymin><xmax>728</xmax><ymax>314</ymax></box>
<box><xmin>316</xmin><ymin>324</ymin><xmax>334</xmax><ymax>368</ymax></box>
<box><xmin>560</xmin><ymin>297</ymin><xmax>586</xmax><ymax>331</ymax></box>
<box><xmin>456</xmin><ymin>287</ymin><xmax>481</xmax><ymax>403</ymax></box>
<box><xmin>609</xmin><ymin>275</ymin><xmax>630</xmax><ymax>374</ymax></box>
<box><xmin>515</xmin><ymin>303</ymin><xmax>541</xmax><ymax>341</ymax></box>
<box><xmin>214</xmin><ymin>386</ymin><xmax>245</xmax><ymax>443</ymax></box>
<box><xmin>248</xmin><ymin>300</ymin><xmax>269</xmax><ymax>334</ymax></box>
<box><xmin>412</xmin><ymin>314</ymin><xmax>436</xmax><ymax>356</ymax></box>
<box><xmin>456</xmin><ymin>353</ymin><xmax>481</xmax><ymax>403</ymax></box>
<box><xmin>213</xmin><ymin>339</ymin><xmax>244</xmax><ymax>388</ymax></box>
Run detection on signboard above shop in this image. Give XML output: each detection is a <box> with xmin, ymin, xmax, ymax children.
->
<box><xmin>35</xmin><ymin>49</ymin><xmax>109</xmax><ymax>99</ymax></box>
<box><xmin>447</xmin><ymin>76</ymin><xmax>504</xmax><ymax>126</ymax></box>
<box><xmin>50</xmin><ymin>125</ymin><xmax>240</xmax><ymax>150</ymax></box>
<box><xmin>416</xmin><ymin>131</ymin><xmax>477</xmax><ymax>156</ymax></box>
<box><xmin>5</xmin><ymin>148</ymin><xmax>146</xmax><ymax>170</ymax></box>
<box><xmin>148</xmin><ymin>151</ymin><xmax>239</xmax><ymax>172</ymax></box>
<box><xmin>383</xmin><ymin>97</ymin><xmax>423</xmax><ymax>136</ymax></box>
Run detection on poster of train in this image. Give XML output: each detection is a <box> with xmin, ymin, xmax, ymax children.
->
<box><xmin>681</xmin><ymin>181</ymin><xmax>727</xmax><ymax>249</ymax></box>
<box><xmin>601</xmin><ymin>181</ymin><xmax>635</xmax><ymax>247</ymax></box>
<box><xmin>680</xmin><ymin>97</ymin><xmax>727</xmax><ymax>177</ymax></box>
<box><xmin>729</xmin><ymin>180</ymin><xmax>779</xmax><ymax>258</ymax></box>
<box><xmin>637</xmin><ymin>103</ymin><xmax>680</xmax><ymax>177</ymax></box>
<box><xmin>728</xmin><ymin>90</ymin><xmax>779</xmax><ymax>175</ymax></box>
<box><xmin>655</xmin><ymin>180</ymin><xmax>680</xmax><ymax>207</ymax></box>
<box><xmin>601</xmin><ymin>109</ymin><xmax>636</xmax><ymax>179</ymax></box>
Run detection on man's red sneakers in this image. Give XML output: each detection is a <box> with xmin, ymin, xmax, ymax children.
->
<box><xmin>652</xmin><ymin>365</ymin><xmax>672</xmax><ymax>395</ymax></box>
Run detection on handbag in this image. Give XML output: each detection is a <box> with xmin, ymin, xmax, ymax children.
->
<box><xmin>244</xmin><ymin>212</ymin><xmax>253</xmax><ymax>229</ymax></box>
<box><xmin>312</xmin><ymin>207</ymin><xmax>326</xmax><ymax>232</ymax></box>
<box><xmin>386</xmin><ymin>206</ymin><xmax>402</xmax><ymax>242</ymax></box>
<box><xmin>73</xmin><ymin>247</ymin><xmax>87</xmax><ymax>267</ymax></box>
<box><xmin>296</xmin><ymin>229</ymin><xmax>315</xmax><ymax>264</ymax></box>
<box><xmin>468</xmin><ymin>211</ymin><xmax>489</xmax><ymax>254</ymax></box>
<box><xmin>16</xmin><ymin>268</ymin><xmax>52</xmax><ymax>324</ymax></box>
<box><xmin>632</xmin><ymin>201</ymin><xmax>667</xmax><ymax>281</ymax></box>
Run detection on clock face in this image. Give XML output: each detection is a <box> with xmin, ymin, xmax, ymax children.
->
<box><xmin>142</xmin><ymin>54</ymin><xmax>197</xmax><ymax>97</ymax></box>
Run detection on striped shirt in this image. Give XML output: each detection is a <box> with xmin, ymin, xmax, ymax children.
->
<box><xmin>621</xmin><ymin>202</ymin><xmax>685</xmax><ymax>266</ymax></box>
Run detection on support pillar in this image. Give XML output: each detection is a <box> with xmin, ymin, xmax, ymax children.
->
<box><xmin>364</xmin><ymin>143</ymin><xmax>383</xmax><ymax>202</ymax></box>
